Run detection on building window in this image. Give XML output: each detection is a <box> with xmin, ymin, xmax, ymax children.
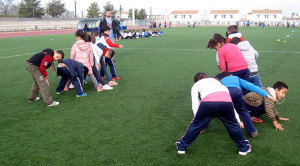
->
<box><xmin>214</xmin><ymin>15</ymin><xmax>217</xmax><ymax>19</ymax></box>
<box><xmin>257</xmin><ymin>15</ymin><xmax>260</xmax><ymax>18</ymax></box>
<box><xmin>182</xmin><ymin>15</ymin><xmax>185</xmax><ymax>19</ymax></box>
<box><xmin>230</xmin><ymin>15</ymin><xmax>233</xmax><ymax>19</ymax></box>
<box><xmin>265</xmin><ymin>15</ymin><xmax>269</xmax><ymax>18</ymax></box>
<box><xmin>274</xmin><ymin>15</ymin><xmax>277</xmax><ymax>18</ymax></box>
<box><xmin>222</xmin><ymin>15</ymin><xmax>226</xmax><ymax>19</ymax></box>
<box><xmin>174</xmin><ymin>15</ymin><xmax>177</xmax><ymax>19</ymax></box>
<box><xmin>190</xmin><ymin>15</ymin><xmax>192</xmax><ymax>19</ymax></box>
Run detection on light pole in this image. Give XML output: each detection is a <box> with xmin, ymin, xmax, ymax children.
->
<box><xmin>74</xmin><ymin>1</ymin><xmax>77</xmax><ymax>18</ymax></box>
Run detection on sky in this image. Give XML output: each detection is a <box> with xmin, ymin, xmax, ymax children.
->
<box><xmin>15</xmin><ymin>0</ymin><xmax>300</xmax><ymax>16</ymax></box>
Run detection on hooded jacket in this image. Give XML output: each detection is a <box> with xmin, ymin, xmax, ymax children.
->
<box><xmin>70</xmin><ymin>40</ymin><xmax>94</xmax><ymax>74</ymax></box>
<box><xmin>27</xmin><ymin>49</ymin><xmax>54</xmax><ymax>77</ymax></box>
<box><xmin>58</xmin><ymin>59</ymin><xmax>84</xmax><ymax>83</ymax></box>
<box><xmin>237</xmin><ymin>41</ymin><xmax>259</xmax><ymax>75</ymax></box>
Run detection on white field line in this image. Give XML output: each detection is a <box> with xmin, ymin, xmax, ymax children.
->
<box><xmin>0</xmin><ymin>47</ymin><xmax>299</xmax><ymax>59</ymax></box>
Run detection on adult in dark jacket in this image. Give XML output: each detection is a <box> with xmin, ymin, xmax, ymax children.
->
<box><xmin>98</xmin><ymin>10</ymin><xmax>121</xmax><ymax>39</ymax></box>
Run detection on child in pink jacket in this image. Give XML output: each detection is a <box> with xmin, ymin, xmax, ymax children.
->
<box><xmin>71</xmin><ymin>30</ymin><xmax>102</xmax><ymax>91</ymax></box>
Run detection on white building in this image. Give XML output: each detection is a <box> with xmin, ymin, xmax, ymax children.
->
<box><xmin>169</xmin><ymin>10</ymin><xmax>201</xmax><ymax>24</ymax></box>
<box><xmin>248</xmin><ymin>9</ymin><xmax>283</xmax><ymax>25</ymax></box>
<box><xmin>116</xmin><ymin>11</ymin><xmax>129</xmax><ymax>20</ymax></box>
<box><xmin>208</xmin><ymin>10</ymin><xmax>241</xmax><ymax>25</ymax></box>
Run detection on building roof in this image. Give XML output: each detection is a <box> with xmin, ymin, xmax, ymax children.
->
<box><xmin>170</xmin><ymin>10</ymin><xmax>199</xmax><ymax>15</ymax></box>
<box><xmin>116</xmin><ymin>11</ymin><xmax>129</xmax><ymax>15</ymax></box>
<box><xmin>210</xmin><ymin>10</ymin><xmax>239</xmax><ymax>14</ymax></box>
<box><xmin>251</xmin><ymin>9</ymin><xmax>282</xmax><ymax>14</ymax></box>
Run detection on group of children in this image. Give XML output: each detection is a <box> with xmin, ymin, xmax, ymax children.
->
<box><xmin>27</xmin><ymin>26</ymin><xmax>123</xmax><ymax>107</ymax></box>
<box><xmin>120</xmin><ymin>29</ymin><xmax>164</xmax><ymax>39</ymax></box>
<box><xmin>176</xmin><ymin>25</ymin><xmax>289</xmax><ymax>155</ymax></box>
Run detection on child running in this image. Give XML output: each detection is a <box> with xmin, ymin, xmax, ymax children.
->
<box><xmin>26</xmin><ymin>49</ymin><xmax>64</xmax><ymax>107</ymax></box>
<box><xmin>176</xmin><ymin>72</ymin><xmax>251</xmax><ymax>155</ymax></box>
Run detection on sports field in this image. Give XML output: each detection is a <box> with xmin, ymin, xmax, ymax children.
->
<box><xmin>0</xmin><ymin>26</ymin><xmax>299</xmax><ymax>165</ymax></box>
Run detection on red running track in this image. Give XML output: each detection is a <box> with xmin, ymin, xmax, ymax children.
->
<box><xmin>0</xmin><ymin>29</ymin><xmax>76</xmax><ymax>38</ymax></box>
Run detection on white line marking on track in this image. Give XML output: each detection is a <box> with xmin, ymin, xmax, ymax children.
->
<box><xmin>0</xmin><ymin>48</ymin><xmax>71</xmax><ymax>59</ymax></box>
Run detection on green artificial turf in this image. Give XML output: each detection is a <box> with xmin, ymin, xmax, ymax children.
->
<box><xmin>0</xmin><ymin>26</ymin><xmax>299</xmax><ymax>165</ymax></box>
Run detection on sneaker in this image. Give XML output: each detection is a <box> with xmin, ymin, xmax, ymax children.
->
<box><xmin>250</xmin><ymin>131</ymin><xmax>258</xmax><ymax>138</ymax></box>
<box><xmin>56</xmin><ymin>92</ymin><xmax>62</xmax><ymax>95</ymax></box>
<box><xmin>251</xmin><ymin>117</ymin><xmax>263</xmax><ymax>123</ymax></box>
<box><xmin>76</xmin><ymin>93</ymin><xmax>87</xmax><ymax>97</ymax></box>
<box><xmin>29</xmin><ymin>97</ymin><xmax>40</xmax><ymax>102</ymax></box>
<box><xmin>178</xmin><ymin>150</ymin><xmax>185</xmax><ymax>154</ymax></box>
<box><xmin>47</xmin><ymin>101</ymin><xmax>59</xmax><ymax>107</ymax></box>
<box><xmin>84</xmin><ymin>80</ymin><xmax>88</xmax><ymax>85</ymax></box>
<box><xmin>64</xmin><ymin>85</ymin><xmax>69</xmax><ymax>91</ymax></box>
<box><xmin>103</xmin><ymin>84</ymin><xmax>113</xmax><ymax>90</ymax></box>
<box><xmin>112</xmin><ymin>77</ymin><xmax>120</xmax><ymax>81</ymax></box>
<box><xmin>69</xmin><ymin>83</ymin><xmax>74</xmax><ymax>89</ymax></box>
<box><xmin>113</xmin><ymin>59</ymin><xmax>116</xmax><ymax>62</ymax></box>
<box><xmin>97</xmin><ymin>85</ymin><xmax>103</xmax><ymax>92</ymax></box>
<box><xmin>200</xmin><ymin>128</ymin><xmax>207</xmax><ymax>134</ymax></box>
<box><xmin>176</xmin><ymin>142</ymin><xmax>185</xmax><ymax>154</ymax></box>
<box><xmin>108</xmin><ymin>81</ymin><xmax>118</xmax><ymax>86</ymax></box>
<box><xmin>239</xmin><ymin>145</ymin><xmax>252</xmax><ymax>155</ymax></box>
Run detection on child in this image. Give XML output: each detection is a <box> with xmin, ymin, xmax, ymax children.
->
<box><xmin>229</xmin><ymin>37</ymin><xmax>262</xmax><ymax>87</ymax></box>
<box><xmin>99</xmin><ymin>26</ymin><xmax>123</xmax><ymax>81</ymax></box>
<box><xmin>207</xmin><ymin>34</ymin><xmax>250</xmax><ymax>82</ymax></box>
<box><xmin>71</xmin><ymin>30</ymin><xmax>102</xmax><ymax>91</ymax></box>
<box><xmin>176</xmin><ymin>73</ymin><xmax>251</xmax><ymax>155</ymax></box>
<box><xmin>225</xmin><ymin>25</ymin><xmax>246</xmax><ymax>43</ymax></box>
<box><xmin>216</xmin><ymin>71</ymin><xmax>277</xmax><ymax>137</ymax></box>
<box><xmin>26</xmin><ymin>49</ymin><xmax>64</xmax><ymax>107</ymax></box>
<box><xmin>243</xmin><ymin>81</ymin><xmax>289</xmax><ymax>131</ymax></box>
<box><xmin>56</xmin><ymin>59</ymin><xmax>87</xmax><ymax>97</ymax></box>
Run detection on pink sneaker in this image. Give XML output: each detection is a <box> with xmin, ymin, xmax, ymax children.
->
<box><xmin>108</xmin><ymin>81</ymin><xmax>118</xmax><ymax>86</ymax></box>
<box><xmin>97</xmin><ymin>85</ymin><xmax>103</xmax><ymax>92</ymax></box>
<box><xmin>64</xmin><ymin>85</ymin><xmax>69</xmax><ymax>91</ymax></box>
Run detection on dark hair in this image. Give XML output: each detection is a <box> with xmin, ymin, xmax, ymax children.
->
<box><xmin>107</xmin><ymin>49</ymin><xmax>115</xmax><ymax>58</ymax></box>
<box><xmin>86</xmin><ymin>34</ymin><xmax>92</xmax><ymax>42</ymax></box>
<box><xmin>227</xmin><ymin>25</ymin><xmax>238</xmax><ymax>33</ymax></box>
<box><xmin>101</xmin><ymin>26</ymin><xmax>110</xmax><ymax>33</ymax></box>
<box><xmin>273</xmin><ymin>81</ymin><xmax>288</xmax><ymax>90</ymax></box>
<box><xmin>91</xmin><ymin>30</ymin><xmax>99</xmax><ymax>44</ymax></box>
<box><xmin>207</xmin><ymin>33</ymin><xmax>226</xmax><ymax>49</ymax></box>
<box><xmin>75</xmin><ymin>30</ymin><xmax>88</xmax><ymax>42</ymax></box>
<box><xmin>215</xmin><ymin>71</ymin><xmax>232</xmax><ymax>80</ymax></box>
<box><xmin>229</xmin><ymin>37</ymin><xmax>241</xmax><ymax>45</ymax></box>
<box><xmin>194</xmin><ymin>72</ymin><xmax>208</xmax><ymax>83</ymax></box>
<box><xmin>56</xmin><ymin>50</ymin><xmax>64</xmax><ymax>59</ymax></box>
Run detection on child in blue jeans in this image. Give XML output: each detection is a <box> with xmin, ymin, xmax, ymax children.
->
<box><xmin>56</xmin><ymin>59</ymin><xmax>87</xmax><ymax>97</ymax></box>
<box><xmin>216</xmin><ymin>72</ymin><xmax>277</xmax><ymax>137</ymax></box>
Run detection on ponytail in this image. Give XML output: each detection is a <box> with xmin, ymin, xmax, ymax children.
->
<box><xmin>91</xmin><ymin>30</ymin><xmax>99</xmax><ymax>44</ymax></box>
<box><xmin>75</xmin><ymin>30</ymin><xmax>88</xmax><ymax>42</ymax></box>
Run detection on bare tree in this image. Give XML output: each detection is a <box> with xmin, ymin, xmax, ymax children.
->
<box><xmin>0</xmin><ymin>0</ymin><xmax>15</xmax><ymax>15</ymax></box>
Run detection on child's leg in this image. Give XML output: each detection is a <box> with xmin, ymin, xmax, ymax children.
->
<box><xmin>176</xmin><ymin>102</ymin><xmax>213</xmax><ymax>151</ymax></box>
<box><xmin>105</xmin><ymin>58</ymin><xmax>118</xmax><ymax>78</ymax></box>
<box><xmin>88</xmin><ymin>74</ymin><xmax>100</xmax><ymax>88</ymax></box>
<box><xmin>246</xmin><ymin>103</ymin><xmax>266</xmax><ymax>117</ymax></box>
<box><xmin>249</xmin><ymin>74</ymin><xmax>262</xmax><ymax>88</ymax></box>
<box><xmin>26</xmin><ymin>64</ymin><xmax>53</xmax><ymax>105</ymax></box>
<box><xmin>100</xmin><ymin>57</ymin><xmax>112</xmax><ymax>81</ymax></box>
<box><xmin>228</xmin><ymin>87</ymin><xmax>257</xmax><ymax>134</ymax></box>
<box><xmin>72</xmin><ymin>77</ymin><xmax>84</xmax><ymax>95</ymax></box>
<box><xmin>28</xmin><ymin>79</ymin><xmax>39</xmax><ymax>100</ymax></box>
<box><xmin>56</xmin><ymin>78</ymin><xmax>67</xmax><ymax>93</ymax></box>
<box><xmin>217</xmin><ymin>102</ymin><xmax>250</xmax><ymax>152</ymax></box>
<box><xmin>92</xmin><ymin>66</ymin><xmax>106</xmax><ymax>85</ymax></box>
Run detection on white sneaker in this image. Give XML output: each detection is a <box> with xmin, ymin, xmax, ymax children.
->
<box><xmin>103</xmin><ymin>84</ymin><xmax>113</xmax><ymax>90</ymax></box>
<box><xmin>69</xmin><ymin>83</ymin><xmax>74</xmax><ymax>89</ymax></box>
<box><xmin>29</xmin><ymin>97</ymin><xmax>40</xmax><ymax>102</ymax></box>
<box><xmin>178</xmin><ymin>150</ymin><xmax>185</xmax><ymax>154</ymax></box>
<box><xmin>47</xmin><ymin>101</ymin><xmax>59</xmax><ymax>107</ymax></box>
<box><xmin>239</xmin><ymin>146</ymin><xmax>252</xmax><ymax>155</ymax></box>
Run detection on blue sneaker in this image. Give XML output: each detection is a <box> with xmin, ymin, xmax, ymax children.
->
<box><xmin>76</xmin><ymin>93</ymin><xmax>87</xmax><ymax>97</ymax></box>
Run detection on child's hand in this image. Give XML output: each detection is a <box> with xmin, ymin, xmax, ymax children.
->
<box><xmin>239</xmin><ymin>122</ymin><xmax>244</xmax><ymax>128</ymax></box>
<box><xmin>273</xmin><ymin>121</ymin><xmax>284</xmax><ymax>131</ymax></box>
<box><xmin>98</xmin><ymin>63</ymin><xmax>101</xmax><ymax>69</ymax></box>
<box><xmin>45</xmin><ymin>78</ymin><xmax>49</xmax><ymax>87</ymax></box>
<box><xmin>267</xmin><ymin>95</ymin><xmax>278</xmax><ymax>102</ymax></box>
<box><xmin>278</xmin><ymin>117</ymin><xmax>290</xmax><ymax>121</ymax></box>
<box><xmin>119</xmin><ymin>45</ymin><xmax>123</xmax><ymax>48</ymax></box>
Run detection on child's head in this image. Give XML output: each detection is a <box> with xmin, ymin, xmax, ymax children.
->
<box><xmin>53</xmin><ymin>50</ymin><xmax>64</xmax><ymax>61</ymax></box>
<box><xmin>227</xmin><ymin>25</ymin><xmax>238</xmax><ymax>34</ymax></box>
<box><xmin>104</xmin><ymin>49</ymin><xmax>115</xmax><ymax>58</ymax></box>
<box><xmin>101</xmin><ymin>26</ymin><xmax>110</xmax><ymax>35</ymax></box>
<box><xmin>273</xmin><ymin>81</ymin><xmax>288</xmax><ymax>100</ymax></box>
<box><xmin>86</xmin><ymin>34</ymin><xmax>92</xmax><ymax>42</ymax></box>
<box><xmin>207</xmin><ymin>33</ymin><xmax>226</xmax><ymax>50</ymax></box>
<box><xmin>215</xmin><ymin>71</ymin><xmax>232</xmax><ymax>80</ymax></box>
<box><xmin>194</xmin><ymin>72</ymin><xmax>208</xmax><ymax>83</ymax></box>
<box><xmin>229</xmin><ymin>37</ymin><xmax>241</xmax><ymax>45</ymax></box>
<box><xmin>91</xmin><ymin>30</ymin><xmax>99</xmax><ymax>44</ymax></box>
<box><xmin>75</xmin><ymin>30</ymin><xmax>88</xmax><ymax>42</ymax></box>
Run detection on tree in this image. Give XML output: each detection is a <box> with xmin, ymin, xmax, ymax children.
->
<box><xmin>18</xmin><ymin>0</ymin><xmax>44</xmax><ymax>18</ymax></box>
<box><xmin>0</xmin><ymin>0</ymin><xmax>15</xmax><ymax>15</ymax></box>
<box><xmin>102</xmin><ymin>1</ymin><xmax>116</xmax><ymax>17</ymax></box>
<box><xmin>86</xmin><ymin>2</ymin><xmax>101</xmax><ymax>18</ymax></box>
<box><xmin>137</xmin><ymin>8</ymin><xmax>147</xmax><ymax>19</ymax></box>
<box><xmin>46</xmin><ymin>0</ymin><xmax>66</xmax><ymax>17</ymax></box>
<box><xmin>128</xmin><ymin>8</ymin><xmax>138</xmax><ymax>19</ymax></box>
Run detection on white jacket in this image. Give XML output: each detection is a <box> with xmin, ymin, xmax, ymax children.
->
<box><xmin>237</xmin><ymin>41</ymin><xmax>259</xmax><ymax>74</ymax></box>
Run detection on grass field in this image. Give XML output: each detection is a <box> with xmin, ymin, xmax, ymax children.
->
<box><xmin>0</xmin><ymin>26</ymin><xmax>300</xmax><ymax>165</ymax></box>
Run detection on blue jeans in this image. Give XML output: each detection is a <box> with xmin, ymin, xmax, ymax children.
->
<box><xmin>231</xmin><ymin>69</ymin><xmax>250</xmax><ymax>95</ymax></box>
<box><xmin>249</xmin><ymin>74</ymin><xmax>262</xmax><ymax>88</ymax></box>
<box><xmin>246</xmin><ymin>103</ymin><xmax>266</xmax><ymax>117</ymax></box>
<box><xmin>56</xmin><ymin>67</ymin><xmax>83</xmax><ymax>95</ymax></box>
<box><xmin>103</xmin><ymin>58</ymin><xmax>117</xmax><ymax>78</ymax></box>
<box><xmin>176</xmin><ymin>102</ymin><xmax>249</xmax><ymax>152</ymax></box>
<box><xmin>228</xmin><ymin>87</ymin><xmax>257</xmax><ymax>134</ymax></box>
<box><xmin>99</xmin><ymin>57</ymin><xmax>112</xmax><ymax>81</ymax></box>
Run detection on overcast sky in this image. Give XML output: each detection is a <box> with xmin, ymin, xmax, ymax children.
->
<box><xmin>16</xmin><ymin>0</ymin><xmax>300</xmax><ymax>16</ymax></box>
